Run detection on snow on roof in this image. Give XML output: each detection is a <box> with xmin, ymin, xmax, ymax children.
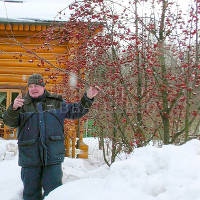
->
<box><xmin>0</xmin><ymin>0</ymin><xmax>74</xmax><ymax>23</ymax></box>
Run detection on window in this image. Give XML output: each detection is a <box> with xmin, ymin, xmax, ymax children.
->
<box><xmin>0</xmin><ymin>92</ymin><xmax>6</xmax><ymax>117</ymax></box>
<box><xmin>11</xmin><ymin>92</ymin><xmax>19</xmax><ymax>104</ymax></box>
<box><xmin>0</xmin><ymin>89</ymin><xmax>21</xmax><ymax>139</ymax></box>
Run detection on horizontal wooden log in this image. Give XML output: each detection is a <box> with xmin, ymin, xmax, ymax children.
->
<box><xmin>0</xmin><ymin>59</ymin><xmax>65</xmax><ymax>68</ymax></box>
<box><xmin>0</xmin><ymin>30</ymin><xmax>45</xmax><ymax>37</ymax></box>
<box><xmin>0</xmin><ymin>68</ymin><xmax>66</xmax><ymax>75</ymax></box>
<box><xmin>0</xmin><ymin>36</ymin><xmax>65</xmax><ymax>45</ymax></box>
<box><xmin>0</xmin><ymin>74</ymin><xmax>63</xmax><ymax>84</ymax></box>
<box><xmin>0</xmin><ymin>75</ymin><xmax>65</xmax><ymax>85</ymax></box>
<box><xmin>0</xmin><ymin>82</ymin><xmax>64</xmax><ymax>91</ymax></box>
<box><xmin>0</xmin><ymin>43</ymin><xmax>67</xmax><ymax>53</ymax></box>
<box><xmin>0</xmin><ymin>52</ymin><xmax>67</xmax><ymax>60</ymax></box>
<box><xmin>0</xmin><ymin>65</ymin><xmax>67</xmax><ymax>72</ymax></box>
<box><xmin>0</xmin><ymin>36</ymin><xmax>44</xmax><ymax>44</ymax></box>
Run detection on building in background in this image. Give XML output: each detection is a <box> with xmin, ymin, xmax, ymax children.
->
<box><xmin>0</xmin><ymin>0</ymin><xmax>101</xmax><ymax>158</ymax></box>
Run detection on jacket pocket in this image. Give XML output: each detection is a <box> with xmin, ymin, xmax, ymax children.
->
<box><xmin>18</xmin><ymin>138</ymin><xmax>41</xmax><ymax>167</ymax></box>
<box><xmin>47</xmin><ymin>135</ymin><xmax>65</xmax><ymax>164</ymax></box>
<box><xmin>49</xmin><ymin>135</ymin><xmax>64</xmax><ymax>141</ymax></box>
<box><xmin>18</xmin><ymin>138</ymin><xmax>37</xmax><ymax>146</ymax></box>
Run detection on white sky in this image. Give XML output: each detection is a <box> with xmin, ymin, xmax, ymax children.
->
<box><xmin>108</xmin><ymin>0</ymin><xmax>193</xmax><ymax>22</ymax></box>
<box><xmin>0</xmin><ymin>137</ymin><xmax>200</xmax><ymax>200</ymax></box>
<box><xmin>0</xmin><ymin>0</ymin><xmax>193</xmax><ymax>22</ymax></box>
<box><xmin>0</xmin><ymin>0</ymin><xmax>73</xmax><ymax>21</ymax></box>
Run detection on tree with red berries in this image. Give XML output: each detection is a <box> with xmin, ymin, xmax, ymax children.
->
<box><xmin>19</xmin><ymin>0</ymin><xmax>200</xmax><ymax>165</ymax></box>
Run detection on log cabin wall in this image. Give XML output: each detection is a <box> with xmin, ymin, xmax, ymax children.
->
<box><xmin>0</xmin><ymin>22</ymin><xmax>65</xmax><ymax>90</ymax></box>
<box><xmin>0</xmin><ymin>20</ymin><xmax>88</xmax><ymax>158</ymax></box>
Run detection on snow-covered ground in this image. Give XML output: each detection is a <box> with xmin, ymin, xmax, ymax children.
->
<box><xmin>0</xmin><ymin>137</ymin><xmax>200</xmax><ymax>200</ymax></box>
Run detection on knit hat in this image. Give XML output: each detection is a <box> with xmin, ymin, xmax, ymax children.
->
<box><xmin>28</xmin><ymin>74</ymin><xmax>45</xmax><ymax>87</ymax></box>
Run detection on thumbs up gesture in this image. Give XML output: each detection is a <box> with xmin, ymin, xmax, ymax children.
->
<box><xmin>13</xmin><ymin>94</ymin><xmax>24</xmax><ymax>110</ymax></box>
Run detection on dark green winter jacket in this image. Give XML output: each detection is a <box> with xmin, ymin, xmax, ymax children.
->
<box><xmin>3</xmin><ymin>90</ymin><xmax>93</xmax><ymax>167</ymax></box>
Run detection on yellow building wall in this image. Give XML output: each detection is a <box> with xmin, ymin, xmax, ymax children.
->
<box><xmin>0</xmin><ymin>22</ymin><xmax>88</xmax><ymax>158</ymax></box>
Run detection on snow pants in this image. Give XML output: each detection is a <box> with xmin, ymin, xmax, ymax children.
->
<box><xmin>21</xmin><ymin>164</ymin><xmax>63</xmax><ymax>200</ymax></box>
